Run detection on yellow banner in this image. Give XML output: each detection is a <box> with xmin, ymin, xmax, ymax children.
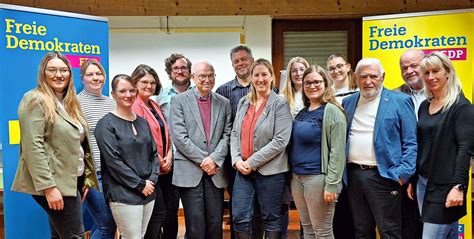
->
<box><xmin>363</xmin><ymin>9</ymin><xmax>473</xmax><ymax>239</ymax></box>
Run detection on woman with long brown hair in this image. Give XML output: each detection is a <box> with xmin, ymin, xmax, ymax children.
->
<box><xmin>327</xmin><ymin>54</ymin><xmax>358</xmax><ymax>103</ymax></box>
<box><xmin>288</xmin><ymin>65</ymin><xmax>347</xmax><ymax>238</ymax></box>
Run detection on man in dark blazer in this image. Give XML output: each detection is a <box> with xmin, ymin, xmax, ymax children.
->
<box><xmin>396</xmin><ymin>49</ymin><xmax>425</xmax><ymax>239</ymax></box>
<box><xmin>342</xmin><ymin>58</ymin><xmax>417</xmax><ymax>239</ymax></box>
<box><xmin>169</xmin><ymin>61</ymin><xmax>232</xmax><ymax>239</ymax></box>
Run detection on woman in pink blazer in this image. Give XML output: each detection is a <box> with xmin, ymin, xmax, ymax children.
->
<box><xmin>131</xmin><ymin>64</ymin><xmax>172</xmax><ymax>239</ymax></box>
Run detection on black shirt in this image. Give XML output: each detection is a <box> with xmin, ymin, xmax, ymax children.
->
<box><xmin>95</xmin><ymin>113</ymin><xmax>159</xmax><ymax>205</ymax></box>
<box><xmin>417</xmin><ymin>104</ymin><xmax>446</xmax><ymax>178</ymax></box>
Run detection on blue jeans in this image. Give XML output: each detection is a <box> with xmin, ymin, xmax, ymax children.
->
<box><xmin>232</xmin><ymin>171</ymin><xmax>287</xmax><ymax>234</ymax></box>
<box><xmin>416</xmin><ymin>176</ymin><xmax>459</xmax><ymax>239</ymax></box>
<box><xmin>84</xmin><ymin>178</ymin><xmax>117</xmax><ymax>239</ymax></box>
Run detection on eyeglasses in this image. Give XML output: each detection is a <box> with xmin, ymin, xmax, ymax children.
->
<box><xmin>115</xmin><ymin>88</ymin><xmax>138</xmax><ymax>95</ymax></box>
<box><xmin>46</xmin><ymin>68</ymin><xmax>70</xmax><ymax>76</ymax></box>
<box><xmin>138</xmin><ymin>80</ymin><xmax>157</xmax><ymax>86</ymax></box>
<box><xmin>196</xmin><ymin>74</ymin><xmax>216</xmax><ymax>81</ymax></box>
<box><xmin>304</xmin><ymin>80</ymin><xmax>325</xmax><ymax>88</ymax></box>
<box><xmin>85</xmin><ymin>72</ymin><xmax>104</xmax><ymax>78</ymax></box>
<box><xmin>171</xmin><ymin>66</ymin><xmax>189</xmax><ymax>73</ymax></box>
<box><xmin>327</xmin><ymin>63</ymin><xmax>346</xmax><ymax>72</ymax></box>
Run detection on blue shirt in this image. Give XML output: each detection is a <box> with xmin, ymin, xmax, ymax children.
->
<box><xmin>215</xmin><ymin>77</ymin><xmax>251</xmax><ymax>122</ymax></box>
<box><xmin>152</xmin><ymin>83</ymin><xmax>193</xmax><ymax>120</ymax></box>
<box><xmin>288</xmin><ymin>105</ymin><xmax>325</xmax><ymax>175</ymax></box>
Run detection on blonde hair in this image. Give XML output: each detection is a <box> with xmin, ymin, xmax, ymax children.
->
<box><xmin>302</xmin><ymin>65</ymin><xmax>344</xmax><ymax>112</ymax></box>
<box><xmin>327</xmin><ymin>54</ymin><xmax>357</xmax><ymax>90</ymax></box>
<box><xmin>247</xmin><ymin>58</ymin><xmax>276</xmax><ymax>105</ymax></box>
<box><xmin>80</xmin><ymin>58</ymin><xmax>106</xmax><ymax>82</ymax></box>
<box><xmin>27</xmin><ymin>51</ymin><xmax>85</xmax><ymax>125</ymax></box>
<box><xmin>419</xmin><ymin>51</ymin><xmax>462</xmax><ymax>111</ymax></box>
<box><xmin>281</xmin><ymin>57</ymin><xmax>310</xmax><ymax>114</ymax></box>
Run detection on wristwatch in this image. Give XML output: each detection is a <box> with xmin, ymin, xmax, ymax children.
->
<box><xmin>453</xmin><ymin>184</ymin><xmax>466</xmax><ymax>191</ymax></box>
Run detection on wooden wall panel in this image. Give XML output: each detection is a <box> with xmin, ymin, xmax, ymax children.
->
<box><xmin>0</xmin><ymin>0</ymin><xmax>472</xmax><ymax>16</ymax></box>
<box><xmin>272</xmin><ymin>19</ymin><xmax>362</xmax><ymax>86</ymax></box>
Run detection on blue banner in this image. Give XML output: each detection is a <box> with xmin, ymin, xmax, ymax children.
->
<box><xmin>0</xmin><ymin>4</ymin><xmax>108</xmax><ymax>238</ymax></box>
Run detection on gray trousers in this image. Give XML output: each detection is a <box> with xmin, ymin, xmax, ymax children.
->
<box><xmin>109</xmin><ymin>200</ymin><xmax>155</xmax><ymax>239</ymax></box>
<box><xmin>291</xmin><ymin>174</ymin><xmax>336</xmax><ymax>239</ymax></box>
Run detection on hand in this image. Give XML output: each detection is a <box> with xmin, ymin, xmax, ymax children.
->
<box><xmin>200</xmin><ymin>157</ymin><xmax>217</xmax><ymax>174</ymax></box>
<box><xmin>81</xmin><ymin>186</ymin><xmax>89</xmax><ymax>203</ymax></box>
<box><xmin>407</xmin><ymin>183</ymin><xmax>414</xmax><ymax>200</ymax></box>
<box><xmin>445</xmin><ymin>188</ymin><xmax>464</xmax><ymax>208</ymax></box>
<box><xmin>160</xmin><ymin>156</ymin><xmax>172</xmax><ymax>174</ymax></box>
<box><xmin>323</xmin><ymin>191</ymin><xmax>338</xmax><ymax>203</ymax></box>
<box><xmin>398</xmin><ymin>178</ymin><xmax>405</xmax><ymax>186</ymax></box>
<box><xmin>142</xmin><ymin>180</ymin><xmax>155</xmax><ymax>196</ymax></box>
<box><xmin>44</xmin><ymin>187</ymin><xmax>64</xmax><ymax>210</ymax></box>
<box><xmin>207</xmin><ymin>167</ymin><xmax>218</xmax><ymax>176</ymax></box>
<box><xmin>235</xmin><ymin>160</ymin><xmax>252</xmax><ymax>175</ymax></box>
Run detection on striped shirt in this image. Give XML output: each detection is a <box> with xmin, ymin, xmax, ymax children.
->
<box><xmin>78</xmin><ymin>90</ymin><xmax>115</xmax><ymax>172</ymax></box>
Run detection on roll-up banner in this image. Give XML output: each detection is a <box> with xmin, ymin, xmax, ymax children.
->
<box><xmin>0</xmin><ymin>4</ymin><xmax>108</xmax><ymax>238</ymax></box>
<box><xmin>363</xmin><ymin>9</ymin><xmax>473</xmax><ymax>239</ymax></box>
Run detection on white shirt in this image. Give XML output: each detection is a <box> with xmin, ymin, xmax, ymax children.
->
<box><xmin>294</xmin><ymin>91</ymin><xmax>304</xmax><ymax>117</ymax></box>
<box><xmin>348</xmin><ymin>94</ymin><xmax>381</xmax><ymax>166</ymax></box>
<box><xmin>410</xmin><ymin>88</ymin><xmax>426</xmax><ymax>119</ymax></box>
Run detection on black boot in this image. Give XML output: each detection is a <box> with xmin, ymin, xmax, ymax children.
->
<box><xmin>265</xmin><ymin>231</ymin><xmax>282</xmax><ymax>239</ymax></box>
<box><xmin>235</xmin><ymin>231</ymin><xmax>251</xmax><ymax>239</ymax></box>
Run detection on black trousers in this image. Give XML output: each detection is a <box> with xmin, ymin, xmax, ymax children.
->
<box><xmin>33</xmin><ymin>192</ymin><xmax>84</xmax><ymax>239</ymax></box>
<box><xmin>158</xmin><ymin>171</ymin><xmax>180</xmax><ymax>239</ymax></box>
<box><xmin>144</xmin><ymin>184</ymin><xmax>167</xmax><ymax>239</ymax></box>
<box><xmin>333</xmin><ymin>184</ymin><xmax>355</xmax><ymax>239</ymax></box>
<box><xmin>179</xmin><ymin>174</ymin><xmax>224</xmax><ymax>239</ymax></box>
<box><xmin>401</xmin><ymin>183</ymin><xmax>422</xmax><ymax>239</ymax></box>
<box><xmin>347</xmin><ymin>164</ymin><xmax>402</xmax><ymax>239</ymax></box>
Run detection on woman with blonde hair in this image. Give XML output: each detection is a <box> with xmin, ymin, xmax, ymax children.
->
<box><xmin>408</xmin><ymin>51</ymin><xmax>474</xmax><ymax>238</ymax></box>
<box><xmin>280</xmin><ymin>57</ymin><xmax>310</xmax><ymax>117</ymax></box>
<box><xmin>289</xmin><ymin>65</ymin><xmax>346</xmax><ymax>238</ymax></box>
<box><xmin>327</xmin><ymin>54</ymin><xmax>358</xmax><ymax>103</ymax></box>
<box><xmin>78</xmin><ymin>58</ymin><xmax>117</xmax><ymax>239</ymax></box>
<box><xmin>231</xmin><ymin>58</ymin><xmax>293</xmax><ymax>238</ymax></box>
<box><xmin>12</xmin><ymin>51</ymin><xmax>99</xmax><ymax>238</ymax></box>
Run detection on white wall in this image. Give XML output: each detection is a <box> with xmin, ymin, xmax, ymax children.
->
<box><xmin>108</xmin><ymin>16</ymin><xmax>272</xmax><ymax>90</ymax></box>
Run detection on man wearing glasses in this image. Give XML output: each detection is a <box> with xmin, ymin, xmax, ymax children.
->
<box><xmin>169</xmin><ymin>61</ymin><xmax>232</xmax><ymax>239</ymax></box>
<box><xmin>154</xmin><ymin>53</ymin><xmax>193</xmax><ymax>120</ymax></box>
<box><xmin>152</xmin><ymin>53</ymin><xmax>192</xmax><ymax>239</ymax></box>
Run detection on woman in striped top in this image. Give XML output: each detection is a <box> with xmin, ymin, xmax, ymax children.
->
<box><xmin>77</xmin><ymin>59</ymin><xmax>117</xmax><ymax>239</ymax></box>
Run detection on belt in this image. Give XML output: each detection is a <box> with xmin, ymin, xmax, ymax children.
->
<box><xmin>349</xmin><ymin>163</ymin><xmax>377</xmax><ymax>170</ymax></box>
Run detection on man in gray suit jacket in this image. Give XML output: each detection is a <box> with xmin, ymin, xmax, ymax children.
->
<box><xmin>169</xmin><ymin>61</ymin><xmax>232</xmax><ymax>239</ymax></box>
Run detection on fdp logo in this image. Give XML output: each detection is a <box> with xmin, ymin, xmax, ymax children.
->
<box><xmin>458</xmin><ymin>224</ymin><xmax>464</xmax><ymax>239</ymax></box>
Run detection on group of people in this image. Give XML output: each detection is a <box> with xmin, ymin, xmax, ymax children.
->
<box><xmin>10</xmin><ymin>45</ymin><xmax>473</xmax><ymax>239</ymax></box>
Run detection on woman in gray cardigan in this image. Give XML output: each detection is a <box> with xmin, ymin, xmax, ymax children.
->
<box><xmin>230</xmin><ymin>59</ymin><xmax>293</xmax><ymax>239</ymax></box>
<box><xmin>288</xmin><ymin>65</ymin><xmax>347</xmax><ymax>239</ymax></box>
